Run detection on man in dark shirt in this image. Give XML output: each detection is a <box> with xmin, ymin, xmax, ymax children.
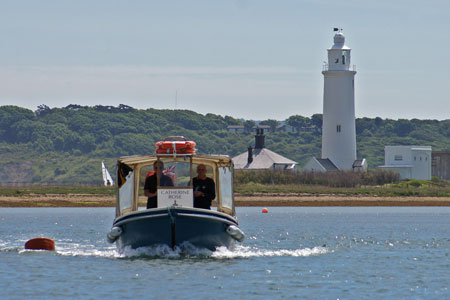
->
<box><xmin>144</xmin><ymin>161</ymin><xmax>173</xmax><ymax>209</ymax></box>
<box><xmin>193</xmin><ymin>164</ymin><xmax>215</xmax><ymax>209</ymax></box>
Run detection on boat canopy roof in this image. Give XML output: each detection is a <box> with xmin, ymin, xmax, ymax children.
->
<box><xmin>118</xmin><ymin>154</ymin><xmax>233</xmax><ymax>167</ymax></box>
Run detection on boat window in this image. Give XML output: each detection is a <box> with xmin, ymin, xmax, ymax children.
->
<box><xmin>141</xmin><ymin>160</ymin><xmax>195</xmax><ymax>208</ymax></box>
<box><xmin>219</xmin><ymin>166</ymin><xmax>233</xmax><ymax>211</ymax></box>
<box><xmin>162</xmin><ymin>161</ymin><xmax>191</xmax><ymax>187</ymax></box>
<box><xmin>141</xmin><ymin>161</ymin><xmax>192</xmax><ymax>188</ymax></box>
<box><xmin>118</xmin><ymin>170</ymin><xmax>133</xmax><ymax>215</ymax></box>
<box><xmin>193</xmin><ymin>164</ymin><xmax>214</xmax><ymax>181</ymax></box>
<box><xmin>171</xmin><ymin>161</ymin><xmax>192</xmax><ymax>187</ymax></box>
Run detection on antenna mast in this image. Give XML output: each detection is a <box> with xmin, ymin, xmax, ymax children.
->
<box><xmin>175</xmin><ymin>90</ymin><xmax>178</xmax><ymax>109</ymax></box>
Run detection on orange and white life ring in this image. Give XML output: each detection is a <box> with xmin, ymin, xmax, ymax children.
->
<box><xmin>155</xmin><ymin>136</ymin><xmax>196</xmax><ymax>154</ymax></box>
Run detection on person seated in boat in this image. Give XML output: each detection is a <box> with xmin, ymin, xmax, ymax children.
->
<box><xmin>193</xmin><ymin>164</ymin><xmax>215</xmax><ymax>210</ymax></box>
<box><xmin>144</xmin><ymin>161</ymin><xmax>174</xmax><ymax>209</ymax></box>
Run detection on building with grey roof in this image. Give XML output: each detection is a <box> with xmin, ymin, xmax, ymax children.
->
<box><xmin>226</xmin><ymin>125</ymin><xmax>245</xmax><ymax>133</ymax></box>
<box><xmin>232</xmin><ymin>127</ymin><xmax>297</xmax><ymax>170</ymax></box>
<box><xmin>352</xmin><ymin>159</ymin><xmax>367</xmax><ymax>173</ymax></box>
<box><xmin>303</xmin><ymin>158</ymin><xmax>338</xmax><ymax>172</ymax></box>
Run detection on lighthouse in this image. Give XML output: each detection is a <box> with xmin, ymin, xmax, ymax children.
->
<box><xmin>303</xmin><ymin>29</ymin><xmax>367</xmax><ymax>173</ymax></box>
<box><xmin>321</xmin><ymin>29</ymin><xmax>357</xmax><ymax>170</ymax></box>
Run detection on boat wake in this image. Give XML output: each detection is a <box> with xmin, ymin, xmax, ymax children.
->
<box><xmin>119</xmin><ymin>242</ymin><xmax>214</xmax><ymax>258</ymax></box>
<box><xmin>55</xmin><ymin>246</ymin><xmax>120</xmax><ymax>258</ymax></box>
<box><xmin>118</xmin><ymin>243</ymin><xmax>329</xmax><ymax>259</ymax></box>
<box><xmin>0</xmin><ymin>239</ymin><xmax>121</xmax><ymax>258</ymax></box>
<box><xmin>1</xmin><ymin>240</ymin><xmax>329</xmax><ymax>259</ymax></box>
<box><xmin>211</xmin><ymin>245</ymin><xmax>329</xmax><ymax>259</ymax></box>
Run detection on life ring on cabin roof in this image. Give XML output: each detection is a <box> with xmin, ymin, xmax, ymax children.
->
<box><xmin>155</xmin><ymin>136</ymin><xmax>197</xmax><ymax>154</ymax></box>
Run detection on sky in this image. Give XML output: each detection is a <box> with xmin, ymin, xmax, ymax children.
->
<box><xmin>1</xmin><ymin>0</ymin><xmax>449</xmax><ymax>121</ymax></box>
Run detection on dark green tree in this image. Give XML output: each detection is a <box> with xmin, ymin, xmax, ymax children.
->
<box><xmin>261</xmin><ymin>119</ymin><xmax>279</xmax><ymax>132</ymax></box>
<box><xmin>287</xmin><ymin>115</ymin><xmax>309</xmax><ymax>132</ymax></box>
<box><xmin>311</xmin><ymin>114</ymin><xmax>323</xmax><ymax>128</ymax></box>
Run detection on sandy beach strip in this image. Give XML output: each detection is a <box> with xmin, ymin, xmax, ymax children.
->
<box><xmin>1</xmin><ymin>194</ymin><xmax>450</xmax><ymax>207</ymax></box>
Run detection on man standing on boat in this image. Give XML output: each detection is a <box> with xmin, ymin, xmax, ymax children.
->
<box><xmin>144</xmin><ymin>161</ymin><xmax>173</xmax><ymax>209</ymax></box>
<box><xmin>193</xmin><ymin>164</ymin><xmax>215</xmax><ymax>210</ymax></box>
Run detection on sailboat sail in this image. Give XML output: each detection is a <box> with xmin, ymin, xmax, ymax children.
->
<box><xmin>102</xmin><ymin>161</ymin><xmax>114</xmax><ymax>186</ymax></box>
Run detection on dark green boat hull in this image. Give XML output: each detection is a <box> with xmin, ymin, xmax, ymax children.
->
<box><xmin>113</xmin><ymin>207</ymin><xmax>240</xmax><ymax>251</ymax></box>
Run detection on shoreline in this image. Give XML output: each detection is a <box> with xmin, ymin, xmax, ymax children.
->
<box><xmin>1</xmin><ymin>194</ymin><xmax>450</xmax><ymax>207</ymax></box>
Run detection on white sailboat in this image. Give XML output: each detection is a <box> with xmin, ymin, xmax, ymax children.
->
<box><xmin>102</xmin><ymin>161</ymin><xmax>114</xmax><ymax>186</ymax></box>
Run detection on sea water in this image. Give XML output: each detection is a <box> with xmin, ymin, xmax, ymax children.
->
<box><xmin>0</xmin><ymin>207</ymin><xmax>449</xmax><ymax>299</ymax></box>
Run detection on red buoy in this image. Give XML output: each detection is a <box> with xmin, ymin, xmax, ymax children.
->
<box><xmin>25</xmin><ymin>237</ymin><xmax>55</xmax><ymax>251</ymax></box>
<box><xmin>262</xmin><ymin>208</ymin><xmax>269</xmax><ymax>213</ymax></box>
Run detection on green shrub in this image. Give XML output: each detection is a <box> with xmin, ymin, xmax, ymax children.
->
<box><xmin>234</xmin><ymin>169</ymin><xmax>399</xmax><ymax>188</ymax></box>
<box><xmin>409</xmin><ymin>179</ymin><xmax>422</xmax><ymax>187</ymax></box>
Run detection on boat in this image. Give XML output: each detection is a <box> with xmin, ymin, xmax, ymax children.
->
<box><xmin>107</xmin><ymin>136</ymin><xmax>245</xmax><ymax>252</ymax></box>
<box><xmin>102</xmin><ymin>161</ymin><xmax>114</xmax><ymax>186</ymax></box>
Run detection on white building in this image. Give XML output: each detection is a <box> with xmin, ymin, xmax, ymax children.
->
<box><xmin>378</xmin><ymin>146</ymin><xmax>432</xmax><ymax>180</ymax></box>
<box><xmin>305</xmin><ymin>29</ymin><xmax>366</xmax><ymax>172</ymax></box>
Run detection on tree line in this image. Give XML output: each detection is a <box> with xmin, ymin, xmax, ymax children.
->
<box><xmin>0</xmin><ymin>104</ymin><xmax>448</xmax><ymax>185</ymax></box>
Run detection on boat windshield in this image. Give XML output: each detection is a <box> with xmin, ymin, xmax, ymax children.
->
<box><xmin>140</xmin><ymin>160</ymin><xmax>193</xmax><ymax>189</ymax></box>
<box><xmin>140</xmin><ymin>158</ymin><xmax>196</xmax><ymax>208</ymax></box>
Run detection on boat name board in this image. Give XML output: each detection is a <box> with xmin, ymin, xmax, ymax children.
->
<box><xmin>158</xmin><ymin>188</ymin><xmax>193</xmax><ymax>208</ymax></box>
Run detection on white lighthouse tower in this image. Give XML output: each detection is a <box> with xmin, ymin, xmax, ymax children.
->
<box><xmin>321</xmin><ymin>29</ymin><xmax>357</xmax><ymax>170</ymax></box>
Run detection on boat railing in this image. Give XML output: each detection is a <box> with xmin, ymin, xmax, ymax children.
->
<box><xmin>155</xmin><ymin>153</ymin><xmax>195</xmax><ymax>157</ymax></box>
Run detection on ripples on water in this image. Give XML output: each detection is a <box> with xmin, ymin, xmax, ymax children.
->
<box><xmin>1</xmin><ymin>207</ymin><xmax>449</xmax><ymax>299</ymax></box>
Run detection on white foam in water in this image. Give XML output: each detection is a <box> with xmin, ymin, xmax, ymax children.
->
<box><xmin>55</xmin><ymin>242</ymin><xmax>122</xmax><ymax>258</ymax></box>
<box><xmin>119</xmin><ymin>244</ymin><xmax>329</xmax><ymax>259</ymax></box>
<box><xmin>121</xmin><ymin>244</ymin><xmax>182</xmax><ymax>258</ymax></box>
<box><xmin>0</xmin><ymin>240</ymin><xmax>21</xmax><ymax>253</ymax></box>
<box><xmin>120</xmin><ymin>242</ymin><xmax>213</xmax><ymax>258</ymax></box>
<box><xmin>211</xmin><ymin>245</ymin><xmax>329</xmax><ymax>259</ymax></box>
<box><xmin>0</xmin><ymin>238</ymin><xmax>120</xmax><ymax>257</ymax></box>
<box><xmin>55</xmin><ymin>242</ymin><xmax>329</xmax><ymax>259</ymax></box>
<box><xmin>3</xmin><ymin>237</ymin><xmax>328</xmax><ymax>259</ymax></box>
<box><xmin>56</xmin><ymin>247</ymin><xmax>121</xmax><ymax>258</ymax></box>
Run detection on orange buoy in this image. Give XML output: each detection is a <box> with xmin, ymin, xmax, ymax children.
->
<box><xmin>25</xmin><ymin>237</ymin><xmax>55</xmax><ymax>251</ymax></box>
<box><xmin>262</xmin><ymin>208</ymin><xmax>269</xmax><ymax>213</ymax></box>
